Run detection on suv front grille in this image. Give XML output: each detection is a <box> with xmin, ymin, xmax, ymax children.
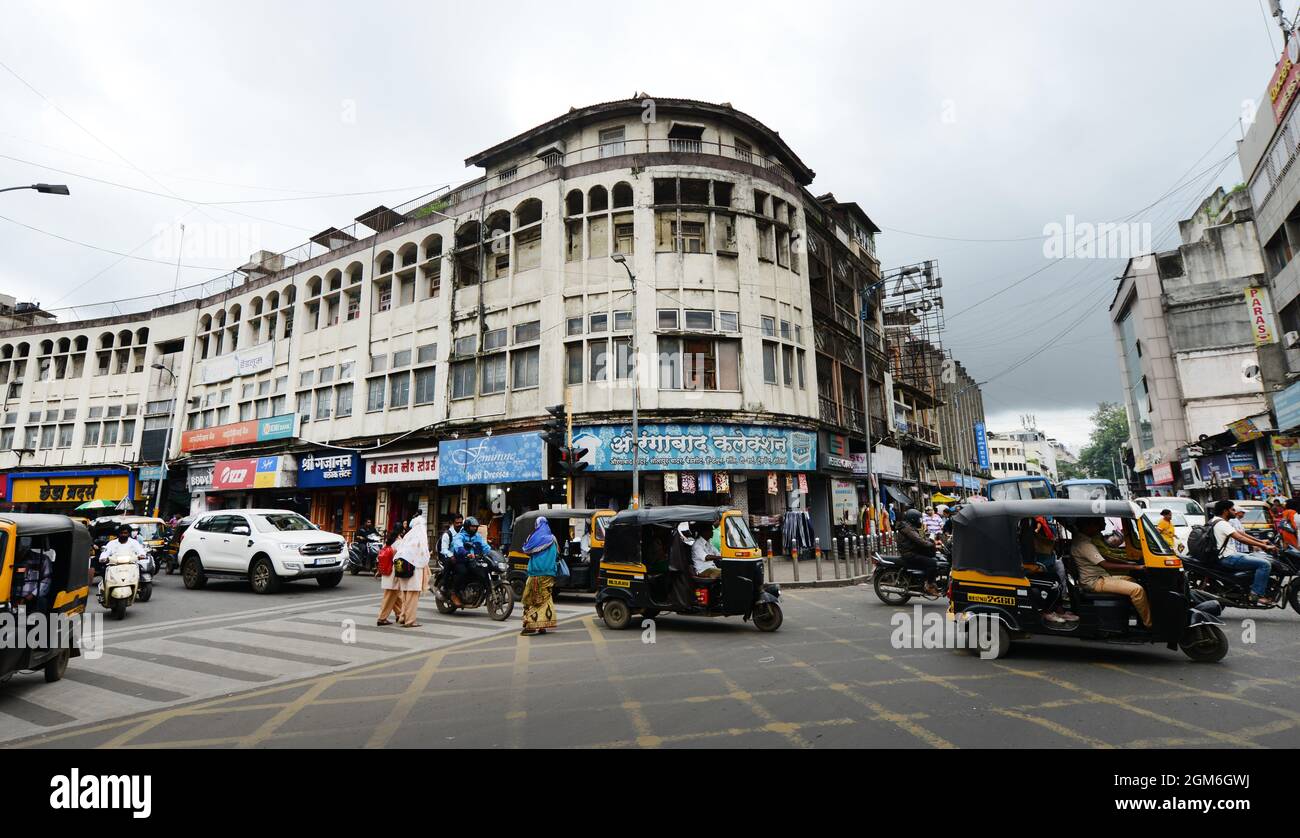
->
<box><xmin>300</xmin><ymin>542</ymin><xmax>343</xmax><ymax>556</ymax></box>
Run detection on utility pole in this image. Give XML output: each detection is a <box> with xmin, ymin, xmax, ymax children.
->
<box><xmin>611</xmin><ymin>254</ymin><xmax>640</xmax><ymax>509</ymax></box>
<box><xmin>858</xmin><ymin>281</ymin><xmax>877</xmax><ymax>528</ymax></box>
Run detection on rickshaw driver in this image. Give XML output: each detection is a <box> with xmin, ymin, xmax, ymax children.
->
<box><xmin>688</xmin><ymin>523</ymin><xmax>722</xmax><ymax>578</ymax></box>
<box><xmin>15</xmin><ymin>537</ymin><xmax>54</xmax><ymax>613</ymax></box>
<box><xmin>1070</xmin><ymin>517</ymin><xmax>1151</xmax><ymax>628</ymax></box>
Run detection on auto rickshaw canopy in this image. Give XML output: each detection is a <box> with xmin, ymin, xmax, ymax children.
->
<box><xmin>508</xmin><ymin>509</ymin><xmax>610</xmax><ymax>554</ymax></box>
<box><xmin>950</xmin><ymin>499</ymin><xmax>1139</xmax><ymax>577</ymax></box>
<box><xmin>0</xmin><ymin>513</ymin><xmax>91</xmax><ymax>598</ymax></box>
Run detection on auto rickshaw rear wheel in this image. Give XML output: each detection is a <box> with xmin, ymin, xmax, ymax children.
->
<box><xmin>752</xmin><ymin>602</ymin><xmax>783</xmax><ymax>632</ymax></box>
<box><xmin>1289</xmin><ymin>584</ymin><xmax>1300</xmax><ymax>615</ymax></box>
<box><xmin>43</xmin><ymin>647</ymin><xmax>70</xmax><ymax>683</ymax></box>
<box><xmin>602</xmin><ymin>598</ymin><xmax>631</xmax><ymax>630</ymax></box>
<box><xmin>1179</xmin><ymin>624</ymin><xmax>1229</xmax><ymax>663</ymax></box>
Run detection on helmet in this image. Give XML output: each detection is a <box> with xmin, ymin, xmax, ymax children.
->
<box><xmin>463</xmin><ymin>516</ymin><xmax>479</xmax><ymax>528</ymax></box>
<box><xmin>903</xmin><ymin>509</ymin><xmax>924</xmax><ymax>527</ymax></box>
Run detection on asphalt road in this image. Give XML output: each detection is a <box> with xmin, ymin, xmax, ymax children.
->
<box><xmin>10</xmin><ymin>583</ymin><xmax>1300</xmax><ymax>748</ymax></box>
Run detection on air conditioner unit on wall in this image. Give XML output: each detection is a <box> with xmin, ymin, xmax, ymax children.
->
<box><xmin>1285</xmin><ymin>331</ymin><xmax>1300</xmax><ymax>349</ymax></box>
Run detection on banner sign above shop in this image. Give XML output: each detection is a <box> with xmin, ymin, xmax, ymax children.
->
<box><xmin>297</xmin><ymin>452</ymin><xmax>362</xmax><ymax>488</ymax></box>
<box><xmin>188</xmin><ymin>465</ymin><xmax>214</xmax><ymax>492</ymax></box>
<box><xmin>974</xmin><ymin>422</ymin><xmax>991</xmax><ymax>471</ymax></box>
<box><xmin>572</xmin><ymin>424</ymin><xmax>816</xmax><ymax>472</ymax></box>
<box><xmin>363</xmin><ymin>447</ymin><xmax>439</xmax><ymax>484</ymax></box>
<box><xmin>181</xmin><ymin>414</ymin><xmax>295</xmax><ymax>453</ymax></box>
<box><xmin>439</xmin><ymin>432</ymin><xmax>546</xmax><ymax>486</ymax></box>
<box><xmin>1198</xmin><ymin>450</ymin><xmax>1259</xmax><ymax>482</ymax></box>
<box><xmin>211</xmin><ymin>456</ymin><xmax>295</xmax><ymax>491</ymax></box>
<box><xmin>7</xmin><ymin>471</ymin><xmax>133</xmax><ymax>504</ymax></box>
<box><xmin>819</xmin><ymin>432</ymin><xmax>854</xmax><ymax>472</ymax></box>
<box><xmin>852</xmin><ymin>445</ymin><xmax>903</xmax><ymax>478</ymax></box>
<box><xmin>1152</xmin><ymin>462</ymin><xmax>1175</xmax><ymax>485</ymax></box>
<box><xmin>200</xmin><ymin>342</ymin><xmax>275</xmax><ymax>385</ymax></box>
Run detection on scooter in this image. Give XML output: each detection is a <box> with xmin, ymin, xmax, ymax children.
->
<box><xmin>136</xmin><ymin>552</ymin><xmax>157</xmax><ymax>602</ymax></box>
<box><xmin>98</xmin><ymin>555</ymin><xmax>141</xmax><ymax>620</ymax></box>
<box><xmin>1183</xmin><ymin>532</ymin><xmax>1300</xmax><ymax>614</ymax></box>
<box><xmin>347</xmin><ymin>533</ymin><xmax>382</xmax><ymax>575</ymax></box>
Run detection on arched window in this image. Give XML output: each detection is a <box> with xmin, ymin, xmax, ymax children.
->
<box><xmin>117</xmin><ymin>330</ymin><xmax>133</xmax><ymax>347</ymax></box>
<box><xmin>228</xmin><ymin>304</ymin><xmax>241</xmax><ymax>323</ymax></box>
<box><xmin>514</xmin><ymin>198</ymin><xmax>543</xmax><ymax>227</ymax></box>
<box><xmin>74</xmin><ymin>335</ymin><xmax>88</xmax><ymax>352</ymax></box>
<box><xmin>0</xmin><ymin>345</ymin><xmax>11</xmax><ymax>360</ymax></box>
<box><xmin>588</xmin><ymin>186</ymin><xmax>608</xmax><ymax>213</ymax></box>
<box><xmin>199</xmin><ymin>315</ymin><xmax>211</xmax><ymax>334</ymax></box>
<box><xmin>16</xmin><ymin>342</ymin><xmax>30</xmax><ymax>358</ymax></box>
<box><xmin>266</xmin><ymin>291</ymin><xmax>280</xmax><ymax>310</ymax></box>
<box><xmin>398</xmin><ymin>242</ymin><xmax>419</xmax><ymax>268</ymax></box>
<box><xmin>250</xmin><ymin>297</ymin><xmax>264</xmax><ymax>317</ymax></box>
<box><xmin>306</xmin><ymin>276</ymin><xmax>322</xmax><ymax>297</ymax></box>
<box><xmin>612</xmin><ymin>182</ymin><xmax>633</xmax><ymax>208</ymax></box>
<box><xmin>135</xmin><ymin>327</ymin><xmax>148</xmax><ymax>345</ymax></box>
<box><xmin>325</xmin><ymin>268</ymin><xmax>343</xmax><ymax>292</ymax></box>
<box><xmin>39</xmin><ymin>340</ymin><xmax>53</xmax><ymax>356</ymax></box>
<box><xmin>376</xmin><ymin>251</ymin><xmax>395</xmax><ymax>275</ymax></box>
<box><xmin>421</xmin><ymin>236</ymin><xmax>442</xmax><ymax>261</ymax></box>
<box><xmin>566</xmin><ymin>189</ymin><xmax>584</xmax><ymax>217</ymax></box>
<box><xmin>283</xmin><ymin>285</ymin><xmax>296</xmax><ymax>306</ymax></box>
<box><xmin>57</xmin><ymin>337</ymin><xmax>71</xmax><ymax>354</ymax></box>
<box><xmin>346</xmin><ymin>261</ymin><xmax>364</xmax><ymax>284</ymax></box>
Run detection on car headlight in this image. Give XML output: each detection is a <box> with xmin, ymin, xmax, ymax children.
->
<box><xmin>280</xmin><ymin>542</ymin><xmax>302</xmax><ymax>552</ymax></box>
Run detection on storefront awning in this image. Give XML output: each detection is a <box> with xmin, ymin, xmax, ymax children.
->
<box><xmin>884</xmin><ymin>484</ymin><xmax>912</xmax><ymax>506</ymax></box>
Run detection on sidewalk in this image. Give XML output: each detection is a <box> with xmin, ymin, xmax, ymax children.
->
<box><xmin>762</xmin><ymin>552</ymin><xmax>879</xmax><ymax>589</ymax></box>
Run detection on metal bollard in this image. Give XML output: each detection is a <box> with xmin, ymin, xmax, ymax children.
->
<box><xmin>831</xmin><ymin>538</ymin><xmax>842</xmax><ymax>580</ymax></box>
<box><xmin>855</xmin><ymin>535</ymin><xmax>864</xmax><ymax>577</ymax></box>
<box><xmin>791</xmin><ymin>544</ymin><xmax>800</xmax><ymax>582</ymax></box>
<box><xmin>814</xmin><ymin>537</ymin><xmax>823</xmax><ymax>581</ymax></box>
<box><xmin>765</xmin><ymin>539</ymin><xmax>774</xmax><ymax>581</ymax></box>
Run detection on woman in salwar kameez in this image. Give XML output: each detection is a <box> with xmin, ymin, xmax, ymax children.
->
<box><xmin>520</xmin><ymin>516</ymin><xmax>558</xmax><ymax>636</ymax></box>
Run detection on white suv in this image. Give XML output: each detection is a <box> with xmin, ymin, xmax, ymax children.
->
<box><xmin>178</xmin><ymin>509</ymin><xmax>347</xmax><ymax>594</ymax></box>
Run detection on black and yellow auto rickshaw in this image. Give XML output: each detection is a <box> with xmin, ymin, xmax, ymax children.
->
<box><xmin>505</xmin><ymin>508</ymin><xmax>614</xmax><ymax>597</ymax></box>
<box><xmin>0</xmin><ymin>514</ymin><xmax>92</xmax><ymax>683</ymax></box>
<box><xmin>947</xmin><ymin>500</ymin><xmax>1228</xmax><ymax>662</ymax></box>
<box><xmin>595</xmin><ymin>505</ymin><xmax>782</xmax><ymax>632</ymax></box>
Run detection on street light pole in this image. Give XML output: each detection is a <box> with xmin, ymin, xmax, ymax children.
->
<box><xmin>611</xmin><ymin>254</ymin><xmax>640</xmax><ymax>509</ymax></box>
<box><xmin>151</xmin><ymin>364</ymin><xmax>177</xmax><ymax>518</ymax></box>
<box><xmin>0</xmin><ymin>183</ymin><xmax>70</xmax><ymax>196</ymax></box>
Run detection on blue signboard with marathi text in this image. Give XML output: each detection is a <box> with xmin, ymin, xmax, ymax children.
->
<box><xmin>974</xmin><ymin>422</ymin><xmax>991</xmax><ymax>471</ymax></box>
<box><xmin>296</xmin><ymin>452</ymin><xmax>362</xmax><ymax>488</ymax></box>
<box><xmin>572</xmin><ymin>424</ymin><xmax>816</xmax><ymax>472</ymax></box>
<box><xmin>438</xmin><ymin>432</ymin><xmax>546</xmax><ymax>486</ymax></box>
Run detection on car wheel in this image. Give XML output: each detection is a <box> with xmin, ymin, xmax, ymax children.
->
<box><xmin>249</xmin><ymin>556</ymin><xmax>282</xmax><ymax>594</ymax></box>
<box><xmin>317</xmin><ymin>572</ymin><xmax>343</xmax><ymax>589</ymax></box>
<box><xmin>182</xmin><ymin>554</ymin><xmax>207</xmax><ymax>590</ymax></box>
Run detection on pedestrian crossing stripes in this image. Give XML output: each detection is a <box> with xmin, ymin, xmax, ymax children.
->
<box><xmin>0</xmin><ymin>595</ymin><xmax>589</xmax><ymax>743</ymax></box>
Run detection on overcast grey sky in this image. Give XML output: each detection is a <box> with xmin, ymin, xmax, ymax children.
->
<box><xmin>0</xmin><ymin>0</ymin><xmax>1285</xmax><ymax>451</ymax></box>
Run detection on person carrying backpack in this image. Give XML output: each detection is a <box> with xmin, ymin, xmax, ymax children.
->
<box><xmin>1201</xmin><ymin>499</ymin><xmax>1277</xmax><ymax>606</ymax></box>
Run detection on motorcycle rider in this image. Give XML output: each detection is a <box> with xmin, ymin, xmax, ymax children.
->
<box><xmin>897</xmin><ymin>509</ymin><xmax>941</xmax><ymax>596</ymax></box>
<box><xmin>1209</xmin><ymin>499</ymin><xmax>1277</xmax><ymax>606</ymax></box>
<box><xmin>98</xmin><ymin>524</ymin><xmax>146</xmax><ymax>597</ymax></box>
<box><xmin>448</xmin><ymin>516</ymin><xmax>491</xmax><ymax>607</ymax></box>
<box><xmin>357</xmin><ymin>518</ymin><xmax>380</xmax><ymax>540</ymax></box>
<box><xmin>436</xmin><ymin>514</ymin><xmax>464</xmax><ymax>598</ymax></box>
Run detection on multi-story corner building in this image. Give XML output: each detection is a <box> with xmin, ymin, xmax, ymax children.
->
<box><xmin>0</xmin><ymin>96</ymin><xmax>886</xmax><ymax>547</ymax></box>
<box><xmin>933</xmin><ymin>357</ymin><xmax>988</xmax><ymax>496</ymax></box>
<box><xmin>1108</xmin><ymin>186</ymin><xmax>1277</xmax><ymax>498</ymax></box>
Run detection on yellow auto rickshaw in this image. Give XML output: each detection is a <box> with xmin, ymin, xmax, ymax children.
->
<box><xmin>948</xmin><ymin>500</ymin><xmax>1228</xmax><ymax>662</ymax></box>
<box><xmin>505</xmin><ymin>508</ymin><xmax>614</xmax><ymax>596</ymax></box>
<box><xmin>0</xmin><ymin>514</ymin><xmax>92</xmax><ymax>683</ymax></box>
<box><xmin>595</xmin><ymin>505</ymin><xmax>781</xmax><ymax>631</ymax></box>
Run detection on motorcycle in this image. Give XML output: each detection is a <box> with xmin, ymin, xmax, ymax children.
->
<box><xmin>432</xmin><ymin>547</ymin><xmax>515</xmax><ymax>621</ymax></box>
<box><xmin>872</xmin><ymin>543</ymin><xmax>952</xmax><ymax>605</ymax></box>
<box><xmin>97</xmin><ymin>555</ymin><xmax>141</xmax><ymax>620</ymax></box>
<box><xmin>347</xmin><ymin>533</ymin><xmax>382</xmax><ymax>576</ymax></box>
<box><xmin>1183</xmin><ymin>532</ymin><xmax>1300</xmax><ymax>613</ymax></box>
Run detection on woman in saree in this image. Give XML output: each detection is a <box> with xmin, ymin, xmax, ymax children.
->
<box><xmin>520</xmin><ymin>516</ymin><xmax>559</xmax><ymax>636</ymax></box>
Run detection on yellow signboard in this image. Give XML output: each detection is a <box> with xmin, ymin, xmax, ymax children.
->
<box><xmin>1247</xmin><ymin>286</ymin><xmax>1277</xmax><ymax>346</ymax></box>
<box><xmin>10</xmin><ymin>475</ymin><xmax>131</xmax><ymax>504</ymax></box>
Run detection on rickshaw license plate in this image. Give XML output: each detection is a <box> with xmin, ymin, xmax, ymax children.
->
<box><xmin>608</xmin><ymin>578</ymin><xmax>630</xmax><ymax>588</ymax></box>
<box><xmin>967</xmin><ymin>592</ymin><xmax>1016</xmax><ymax>606</ymax></box>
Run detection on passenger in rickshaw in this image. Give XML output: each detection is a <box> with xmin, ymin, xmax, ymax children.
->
<box><xmin>1069</xmin><ymin>517</ymin><xmax>1151</xmax><ymax>628</ymax></box>
<box><xmin>15</xmin><ymin>536</ymin><xmax>55</xmax><ymax>614</ymax></box>
<box><xmin>1017</xmin><ymin>516</ymin><xmax>1078</xmax><ymax>625</ymax></box>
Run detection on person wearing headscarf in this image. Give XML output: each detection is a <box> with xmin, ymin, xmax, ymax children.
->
<box><xmin>397</xmin><ymin>513</ymin><xmax>430</xmax><ymax>627</ymax></box>
<box><xmin>520</xmin><ymin>516</ymin><xmax>558</xmax><ymax>636</ymax></box>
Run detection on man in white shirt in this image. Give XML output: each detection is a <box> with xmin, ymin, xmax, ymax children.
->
<box><xmin>1209</xmin><ymin>500</ymin><xmax>1275</xmax><ymax>605</ymax></box>
<box><xmin>689</xmin><ymin>523</ymin><xmax>721</xmax><ymax>578</ymax></box>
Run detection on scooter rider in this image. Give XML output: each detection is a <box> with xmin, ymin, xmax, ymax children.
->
<box><xmin>897</xmin><ymin>508</ymin><xmax>941</xmax><ymax>596</ymax></box>
<box><xmin>98</xmin><ymin>524</ymin><xmax>146</xmax><ymax>593</ymax></box>
<box><xmin>449</xmin><ymin>516</ymin><xmax>491</xmax><ymax>607</ymax></box>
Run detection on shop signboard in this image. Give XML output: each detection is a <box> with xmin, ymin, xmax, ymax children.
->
<box><xmin>1151</xmin><ymin>462</ymin><xmax>1174</xmax><ymax>485</ymax></box>
<box><xmin>852</xmin><ymin>445</ymin><xmax>903</xmax><ymax>479</ymax></box>
<box><xmin>438</xmin><ymin>432</ymin><xmax>546</xmax><ymax>486</ymax></box>
<box><xmin>199</xmin><ymin>342</ymin><xmax>275</xmax><ymax>385</ymax></box>
<box><xmin>181</xmin><ymin>414</ymin><xmax>296</xmax><ymax>453</ymax></box>
<box><xmin>1275</xmin><ymin>379</ymin><xmax>1300</xmax><ymax>433</ymax></box>
<box><xmin>188</xmin><ymin>465</ymin><xmax>214</xmax><ymax>492</ymax></box>
<box><xmin>211</xmin><ymin>456</ymin><xmax>295</xmax><ymax>491</ymax></box>
<box><xmin>973</xmin><ymin>422</ymin><xmax>991</xmax><ymax>471</ymax></box>
<box><xmin>296</xmin><ymin>452</ymin><xmax>362</xmax><ymax>488</ymax></box>
<box><xmin>8</xmin><ymin>471</ymin><xmax>133</xmax><ymax>504</ymax></box>
<box><xmin>363</xmin><ymin>447</ymin><xmax>439</xmax><ymax>484</ymax></box>
<box><xmin>1198</xmin><ymin>450</ymin><xmax>1259</xmax><ymax>482</ymax></box>
<box><xmin>819</xmin><ymin>432</ymin><xmax>854</xmax><ymax>472</ymax></box>
<box><xmin>571</xmin><ymin>424</ymin><xmax>816</xmax><ymax>472</ymax></box>
<box><xmin>831</xmin><ymin>478</ymin><xmax>859</xmax><ymax>525</ymax></box>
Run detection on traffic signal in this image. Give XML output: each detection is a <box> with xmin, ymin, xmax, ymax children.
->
<box><xmin>544</xmin><ymin>476</ymin><xmax>567</xmax><ymax>504</ymax></box>
<box><xmin>540</xmin><ymin>403</ymin><xmax>566</xmax><ymax>449</ymax></box>
<box><xmin>559</xmin><ymin>445</ymin><xmax>589</xmax><ymax>476</ymax></box>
